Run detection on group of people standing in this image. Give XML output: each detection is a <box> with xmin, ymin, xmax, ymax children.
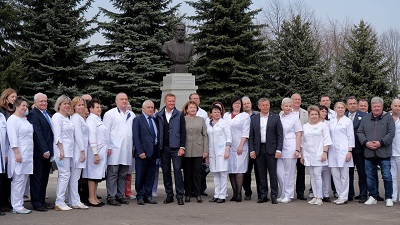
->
<box><xmin>0</xmin><ymin>88</ymin><xmax>399</xmax><ymax>215</ymax></box>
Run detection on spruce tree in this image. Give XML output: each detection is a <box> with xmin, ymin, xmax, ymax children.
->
<box><xmin>268</xmin><ymin>15</ymin><xmax>328</xmax><ymax>108</ymax></box>
<box><xmin>336</xmin><ymin>20</ymin><xmax>397</xmax><ymax>106</ymax></box>
<box><xmin>15</xmin><ymin>0</ymin><xmax>97</xmax><ymax>104</ymax></box>
<box><xmin>187</xmin><ymin>0</ymin><xmax>266</xmax><ymax>108</ymax></box>
<box><xmin>96</xmin><ymin>0</ymin><xmax>179</xmax><ymax>112</ymax></box>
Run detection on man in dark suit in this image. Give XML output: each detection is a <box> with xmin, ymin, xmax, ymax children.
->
<box><xmin>249</xmin><ymin>98</ymin><xmax>283</xmax><ymax>204</ymax></box>
<box><xmin>27</xmin><ymin>93</ymin><xmax>54</xmax><ymax>212</ymax></box>
<box><xmin>157</xmin><ymin>94</ymin><xmax>186</xmax><ymax>205</ymax></box>
<box><xmin>133</xmin><ymin>100</ymin><xmax>159</xmax><ymax>205</ymax></box>
<box><xmin>345</xmin><ymin>96</ymin><xmax>368</xmax><ymax>203</ymax></box>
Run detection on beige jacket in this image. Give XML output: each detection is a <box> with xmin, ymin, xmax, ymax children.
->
<box><xmin>184</xmin><ymin>116</ymin><xmax>208</xmax><ymax>157</ymax></box>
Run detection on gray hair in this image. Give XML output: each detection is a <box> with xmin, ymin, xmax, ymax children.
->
<box><xmin>242</xmin><ymin>96</ymin><xmax>251</xmax><ymax>102</ymax></box>
<box><xmin>142</xmin><ymin>100</ymin><xmax>154</xmax><ymax>108</ymax></box>
<box><xmin>281</xmin><ymin>98</ymin><xmax>292</xmax><ymax>105</ymax></box>
<box><xmin>54</xmin><ymin>95</ymin><xmax>71</xmax><ymax>112</ymax></box>
<box><xmin>258</xmin><ymin>98</ymin><xmax>270</xmax><ymax>105</ymax></box>
<box><xmin>371</xmin><ymin>97</ymin><xmax>383</xmax><ymax>106</ymax></box>
<box><xmin>33</xmin><ymin>92</ymin><xmax>47</xmax><ymax>102</ymax></box>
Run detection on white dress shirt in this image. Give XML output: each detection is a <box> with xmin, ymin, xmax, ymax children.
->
<box><xmin>260</xmin><ymin>113</ymin><xmax>269</xmax><ymax>143</ymax></box>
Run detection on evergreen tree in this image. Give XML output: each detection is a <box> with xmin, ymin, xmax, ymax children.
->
<box><xmin>268</xmin><ymin>15</ymin><xmax>328</xmax><ymax>109</ymax></box>
<box><xmin>15</xmin><ymin>0</ymin><xmax>97</xmax><ymax>104</ymax></box>
<box><xmin>336</xmin><ymin>20</ymin><xmax>397</xmax><ymax>106</ymax></box>
<box><xmin>96</xmin><ymin>0</ymin><xmax>179</xmax><ymax>112</ymax></box>
<box><xmin>187</xmin><ymin>0</ymin><xmax>266</xmax><ymax>108</ymax></box>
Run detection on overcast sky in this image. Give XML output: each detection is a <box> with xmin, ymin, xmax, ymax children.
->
<box><xmin>87</xmin><ymin>0</ymin><xmax>400</xmax><ymax>45</ymax></box>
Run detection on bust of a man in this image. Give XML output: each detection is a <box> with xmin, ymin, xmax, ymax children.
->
<box><xmin>162</xmin><ymin>22</ymin><xmax>194</xmax><ymax>73</ymax></box>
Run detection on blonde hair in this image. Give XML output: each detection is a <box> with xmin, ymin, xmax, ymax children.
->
<box><xmin>334</xmin><ymin>102</ymin><xmax>346</xmax><ymax>109</ymax></box>
<box><xmin>54</xmin><ymin>95</ymin><xmax>71</xmax><ymax>112</ymax></box>
<box><xmin>70</xmin><ymin>97</ymin><xmax>86</xmax><ymax>116</ymax></box>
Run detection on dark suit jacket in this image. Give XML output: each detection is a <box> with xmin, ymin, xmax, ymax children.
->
<box><xmin>345</xmin><ymin>110</ymin><xmax>367</xmax><ymax>155</ymax></box>
<box><xmin>249</xmin><ymin>112</ymin><xmax>283</xmax><ymax>156</ymax></box>
<box><xmin>27</xmin><ymin>107</ymin><xmax>54</xmax><ymax>158</ymax></box>
<box><xmin>157</xmin><ymin>107</ymin><xmax>186</xmax><ymax>149</ymax></box>
<box><xmin>133</xmin><ymin>114</ymin><xmax>160</xmax><ymax>158</ymax></box>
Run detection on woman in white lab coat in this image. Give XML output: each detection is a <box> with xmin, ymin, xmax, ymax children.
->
<box><xmin>7</xmin><ymin>97</ymin><xmax>33</xmax><ymax>214</ymax></box>
<box><xmin>208</xmin><ymin>104</ymin><xmax>231</xmax><ymax>203</ymax></box>
<box><xmin>301</xmin><ymin>105</ymin><xmax>332</xmax><ymax>206</ymax></box>
<box><xmin>68</xmin><ymin>97</ymin><xmax>89</xmax><ymax>209</ymax></box>
<box><xmin>319</xmin><ymin>105</ymin><xmax>333</xmax><ymax>202</ymax></box>
<box><xmin>52</xmin><ymin>95</ymin><xmax>75</xmax><ymax>211</ymax></box>
<box><xmin>277</xmin><ymin>98</ymin><xmax>302</xmax><ymax>203</ymax></box>
<box><xmin>328</xmin><ymin>102</ymin><xmax>354</xmax><ymax>205</ymax></box>
<box><xmin>84</xmin><ymin>99</ymin><xmax>109</xmax><ymax>207</ymax></box>
<box><xmin>223</xmin><ymin>96</ymin><xmax>250</xmax><ymax>202</ymax></box>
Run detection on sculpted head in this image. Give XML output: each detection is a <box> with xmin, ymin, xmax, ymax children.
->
<box><xmin>173</xmin><ymin>22</ymin><xmax>186</xmax><ymax>42</ymax></box>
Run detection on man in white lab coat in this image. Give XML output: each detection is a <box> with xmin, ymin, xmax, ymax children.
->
<box><xmin>103</xmin><ymin>93</ymin><xmax>135</xmax><ymax>206</ymax></box>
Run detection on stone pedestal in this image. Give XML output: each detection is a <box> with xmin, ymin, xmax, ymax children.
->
<box><xmin>160</xmin><ymin>73</ymin><xmax>198</xmax><ymax>110</ymax></box>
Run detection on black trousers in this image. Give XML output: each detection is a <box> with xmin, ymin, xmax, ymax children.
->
<box><xmin>256</xmin><ymin>144</ymin><xmax>278</xmax><ymax>200</ymax></box>
<box><xmin>135</xmin><ymin>153</ymin><xmax>157</xmax><ymax>200</ymax></box>
<box><xmin>30</xmin><ymin>157</ymin><xmax>52</xmax><ymax>208</ymax></box>
<box><xmin>349</xmin><ymin>153</ymin><xmax>367</xmax><ymax>199</ymax></box>
<box><xmin>161</xmin><ymin>146</ymin><xmax>184</xmax><ymax>199</ymax></box>
<box><xmin>183</xmin><ymin>157</ymin><xmax>203</xmax><ymax>197</ymax></box>
<box><xmin>201</xmin><ymin>158</ymin><xmax>209</xmax><ymax>192</ymax></box>
<box><xmin>243</xmin><ymin>157</ymin><xmax>260</xmax><ymax>198</ymax></box>
<box><xmin>0</xmin><ymin>165</ymin><xmax>11</xmax><ymax>209</ymax></box>
<box><xmin>295</xmin><ymin>158</ymin><xmax>305</xmax><ymax>196</ymax></box>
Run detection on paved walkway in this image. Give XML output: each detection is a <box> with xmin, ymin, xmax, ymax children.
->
<box><xmin>1</xmin><ymin>172</ymin><xmax>400</xmax><ymax>225</ymax></box>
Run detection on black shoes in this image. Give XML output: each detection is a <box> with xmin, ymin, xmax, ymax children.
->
<box><xmin>116</xmin><ymin>198</ymin><xmax>129</xmax><ymax>205</ymax></box>
<box><xmin>196</xmin><ymin>196</ymin><xmax>202</xmax><ymax>203</ymax></box>
<box><xmin>354</xmin><ymin>195</ymin><xmax>361</xmax><ymax>200</ymax></box>
<box><xmin>164</xmin><ymin>196</ymin><xmax>174</xmax><ymax>204</ymax></box>
<box><xmin>44</xmin><ymin>202</ymin><xmax>55</xmax><ymax>209</ymax></box>
<box><xmin>33</xmin><ymin>206</ymin><xmax>48</xmax><ymax>212</ymax></box>
<box><xmin>209</xmin><ymin>197</ymin><xmax>219</xmax><ymax>202</ymax></box>
<box><xmin>297</xmin><ymin>195</ymin><xmax>307</xmax><ymax>200</ymax></box>
<box><xmin>271</xmin><ymin>198</ymin><xmax>278</xmax><ymax>204</ymax></box>
<box><xmin>137</xmin><ymin>199</ymin><xmax>145</xmax><ymax>205</ymax></box>
<box><xmin>359</xmin><ymin>198</ymin><xmax>367</xmax><ymax>203</ymax></box>
<box><xmin>87</xmin><ymin>201</ymin><xmax>102</xmax><ymax>207</ymax></box>
<box><xmin>0</xmin><ymin>211</ymin><xmax>4</xmax><ymax>216</ymax></box>
<box><xmin>257</xmin><ymin>197</ymin><xmax>270</xmax><ymax>203</ymax></box>
<box><xmin>144</xmin><ymin>197</ymin><xmax>157</xmax><ymax>204</ymax></box>
<box><xmin>107</xmin><ymin>199</ymin><xmax>121</xmax><ymax>206</ymax></box>
<box><xmin>201</xmin><ymin>191</ymin><xmax>208</xmax><ymax>196</ymax></box>
<box><xmin>230</xmin><ymin>195</ymin><xmax>237</xmax><ymax>201</ymax></box>
<box><xmin>376</xmin><ymin>196</ymin><xmax>385</xmax><ymax>201</ymax></box>
<box><xmin>236</xmin><ymin>195</ymin><xmax>242</xmax><ymax>202</ymax></box>
<box><xmin>185</xmin><ymin>196</ymin><xmax>191</xmax><ymax>202</ymax></box>
<box><xmin>177</xmin><ymin>198</ymin><xmax>184</xmax><ymax>205</ymax></box>
<box><xmin>322</xmin><ymin>197</ymin><xmax>331</xmax><ymax>202</ymax></box>
<box><xmin>244</xmin><ymin>195</ymin><xmax>251</xmax><ymax>200</ymax></box>
<box><xmin>216</xmin><ymin>199</ymin><xmax>225</xmax><ymax>203</ymax></box>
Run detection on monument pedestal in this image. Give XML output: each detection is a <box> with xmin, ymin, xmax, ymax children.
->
<box><xmin>160</xmin><ymin>73</ymin><xmax>198</xmax><ymax>110</ymax></box>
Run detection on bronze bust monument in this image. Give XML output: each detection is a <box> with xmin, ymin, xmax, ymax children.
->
<box><xmin>162</xmin><ymin>22</ymin><xmax>194</xmax><ymax>73</ymax></box>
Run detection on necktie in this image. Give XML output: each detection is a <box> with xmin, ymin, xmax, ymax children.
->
<box><xmin>148</xmin><ymin>117</ymin><xmax>156</xmax><ymax>144</ymax></box>
<box><xmin>43</xmin><ymin>110</ymin><xmax>52</xmax><ymax>127</ymax></box>
<box><xmin>349</xmin><ymin>113</ymin><xmax>355</xmax><ymax>121</ymax></box>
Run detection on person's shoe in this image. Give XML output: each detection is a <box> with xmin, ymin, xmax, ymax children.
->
<box><xmin>116</xmin><ymin>198</ymin><xmax>129</xmax><ymax>205</ymax></box>
<box><xmin>308</xmin><ymin>198</ymin><xmax>317</xmax><ymax>204</ymax></box>
<box><xmin>33</xmin><ymin>206</ymin><xmax>48</xmax><ymax>212</ymax></box>
<box><xmin>144</xmin><ymin>197</ymin><xmax>157</xmax><ymax>204</ymax></box>
<box><xmin>230</xmin><ymin>195</ymin><xmax>237</xmax><ymax>201</ymax></box>
<box><xmin>257</xmin><ymin>197</ymin><xmax>269</xmax><ymax>203</ymax></box>
<box><xmin>107</xmin><ymin>199</ymin><xmax>121</xmax><ymax>206</ymax></box>
<box><xmin>347</xmin><ymin>197</ymin><xmax>353</xmax><ymax>201</ymax></box>
<box><xmin>209</xmin><ymin>198</ymin><xmax>219</xmax><ymax>202</ymax></box>
<box><xmin>333</xmin><ymin>198</ymin><xmax>340</xmax><ymax>203</ymax></box>
<box><xmin>216</xmin><ymin>199</ymin><xmax>225</xmax><ymax>203</ymax></box>
<box><xmin>152</xmin><ymin>192</ymin><xmax>158</xmax><ymax>197</ymax></box>
<box><xmin>97</xmin><ymin>201</ymin><xmax>105</xmax><ymax>206</ymax></box>
<box><xmin>13</xmin><ymin>208</ymin><xmax>32</xmax><ymax>214</ymax></box>
<box><xmin>0</xmin><ymin>207</ymin><xmax>10</xmax><ymax>212</ymax></box>
<box><xmin>336</xmin><ymin>199</ymin><xmax>348</xmax><ymax>205</ymax></box>
<box><xmin>127</xmin><ymin>195</ymin><xmax>136</xmax><ymax>200</ymax></box>
<box><xmin>313</xmin><ymin>198</ymin><xmax>323</xmax><ymax>205</ymax></box>
<box><xmin>322</xmin><ymin>197</ymin><xmax>331</xmax><ymax>202</ymax></box>
<box><xmin>376</xmin><ymin>195</ymin><xmax>385</xmax><ymax>201</ymax></box>
<box><xmin>164</xmin><ymin>196</ymin><xmax>174</xmax><ymax>204</ymax></box>
<box><xmin>72</xmin><ymin>203</ymin><xmax>89</xmax><ymax>209</ymax></box>
<box><xmin>386</xmin><ymin>199</ymin><xmax>394</xmax><ymax>207</ymax></box>
<box><xmin>201</xmin><ymin>191</ymin><xmax>208</xmax><ymax>196</ymax></box>
<box><xmin>137</xmin><ymin>199</ymin><xmax>145</xmax><ymax>205</ymax></box>
<box><xmin>87</xmin><ymin>201</ymin><xmax>102</xmax><ymax>207</ymax></box>
<box><xmin>44</xmin><ymin>202</ymin><xmax>55</xmax><ymax>210</ymax></box>
<box><xmin>280</xmin><ymin>198</ymin><xmax>291</xmax><ymax>203</ymax></box>
<box><xmin>308</xmin><ymin>193</ymin><xmax>314</xmax><ymax>198</ymax></box>
<box><xmin>236</xmin><ymin>195</ymin><xmax>242</xmax><ymax>202</ymax></box>
<box><xmin>364</xmin><ymin>196</ymin><xmax>377</xmax><ymax>205</ymax></box>
<box><xmin>177</xmin><ymin>198</ymin><xmax>184</xmax><ymax>205</ymax></box>
<box><xmin>277</xmin><ymin>198</ymin><xmax>282</xmax><ymax>202</ymax></box>
<box><xmin>244</xmin><ymin>195</ymin><xmax>251</xmax><ymax>200</ymax></box>
<box><xmin>333</xmin><ymin>192</ymin><xmax>338</xmax><ymax>198</ymax></box>
<box><xmin>271</xmin><ymin>198</ymin><xmax>278</xmax><ymax>204</ymax></box>
<box><xmin>185</xmin><ymin>196</ymin><xmax>191</xmax><ymax>202</ymax></box>
<box><xmin>55</xmin><ymin>204</ymin><xmax>73</xmax><ymax>211</ymax></box>
<box><xmin>23</xmin><ymin>195</ymin><xmax>31</xmax><ymax>202</ymax></box>
<box><xmin>354</xmin><ymin>195</ymin><xmax>361</xmax><ymax>200</ymax></box>
<box><xmin>0</xmin><ymin>210</ymin><xmax>4</xmax><ymax>216</ymax></box>
<box><xmin>196</xmin><ymin>196</ymin><xmax>202</xmax><ymax>203</ymax></box>
<box><xmin>359</xmin><ymin>198</ymin><xmax>367</xmax><ymax>203</ymax></box>
<box><xmin>297</xmin><ymin>195</ymin><xmax>307</xmax><ymax>200</ymax></box>
<box><xmin>97</xmin><ymin>195</ymin><xmax>102</xmax><ymax>199</ymax></box>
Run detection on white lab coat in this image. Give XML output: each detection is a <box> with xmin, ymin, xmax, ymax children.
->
<box><xmin>302</xmin><ymin>122</ymin><xmax>332</xmax><ymax>166</ymax></box>
<box><xmin>70</xmin><ymin>113</ymin><xmax>88</xmax><ymax>168</ymax></box>
<box><xmin>328</xmin><ymin>116</ymin><xmax>354</xmax><ymax>167</ymax></box>
<box><xmin>223</xmin><ymin>112</ymin><xmax>250</xmax><ymax>173</ymax></box>
<box><xmin>83</xmin><ymin>113</ymin><xmax>109</xmax><ymax>179</ymax></box>
<box><xmin>7</xmin><ymin>115</ymin><xmax>33</xmax><ymax>177</ymax></box>
<box><xmin>207</xmin><ymin>118</ymin><xmax>231</xmax><ymax>172</ymax></box>
<box><xmin>103</xmin><ymin>107</ymin><xmax>135</xmax><ymax>166</ymax></box>
<box><xmin>52</xmin><ymin>113</ymin><xmax>75</xmax><ymax>159</ymax></box>
<box><xmin>0</xmin><ymin>113</ymin><xmax>7</xmax><ymax>174</ymax></box>
<box><xmin>280</xmin><ymin>112</ymin><xmax>303</xmax><ymax>158</ymax></box>
<box><xmin>196</xmin><ymin>108</ymin><xmax>208</xmax><ymax>121</ymax></box>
